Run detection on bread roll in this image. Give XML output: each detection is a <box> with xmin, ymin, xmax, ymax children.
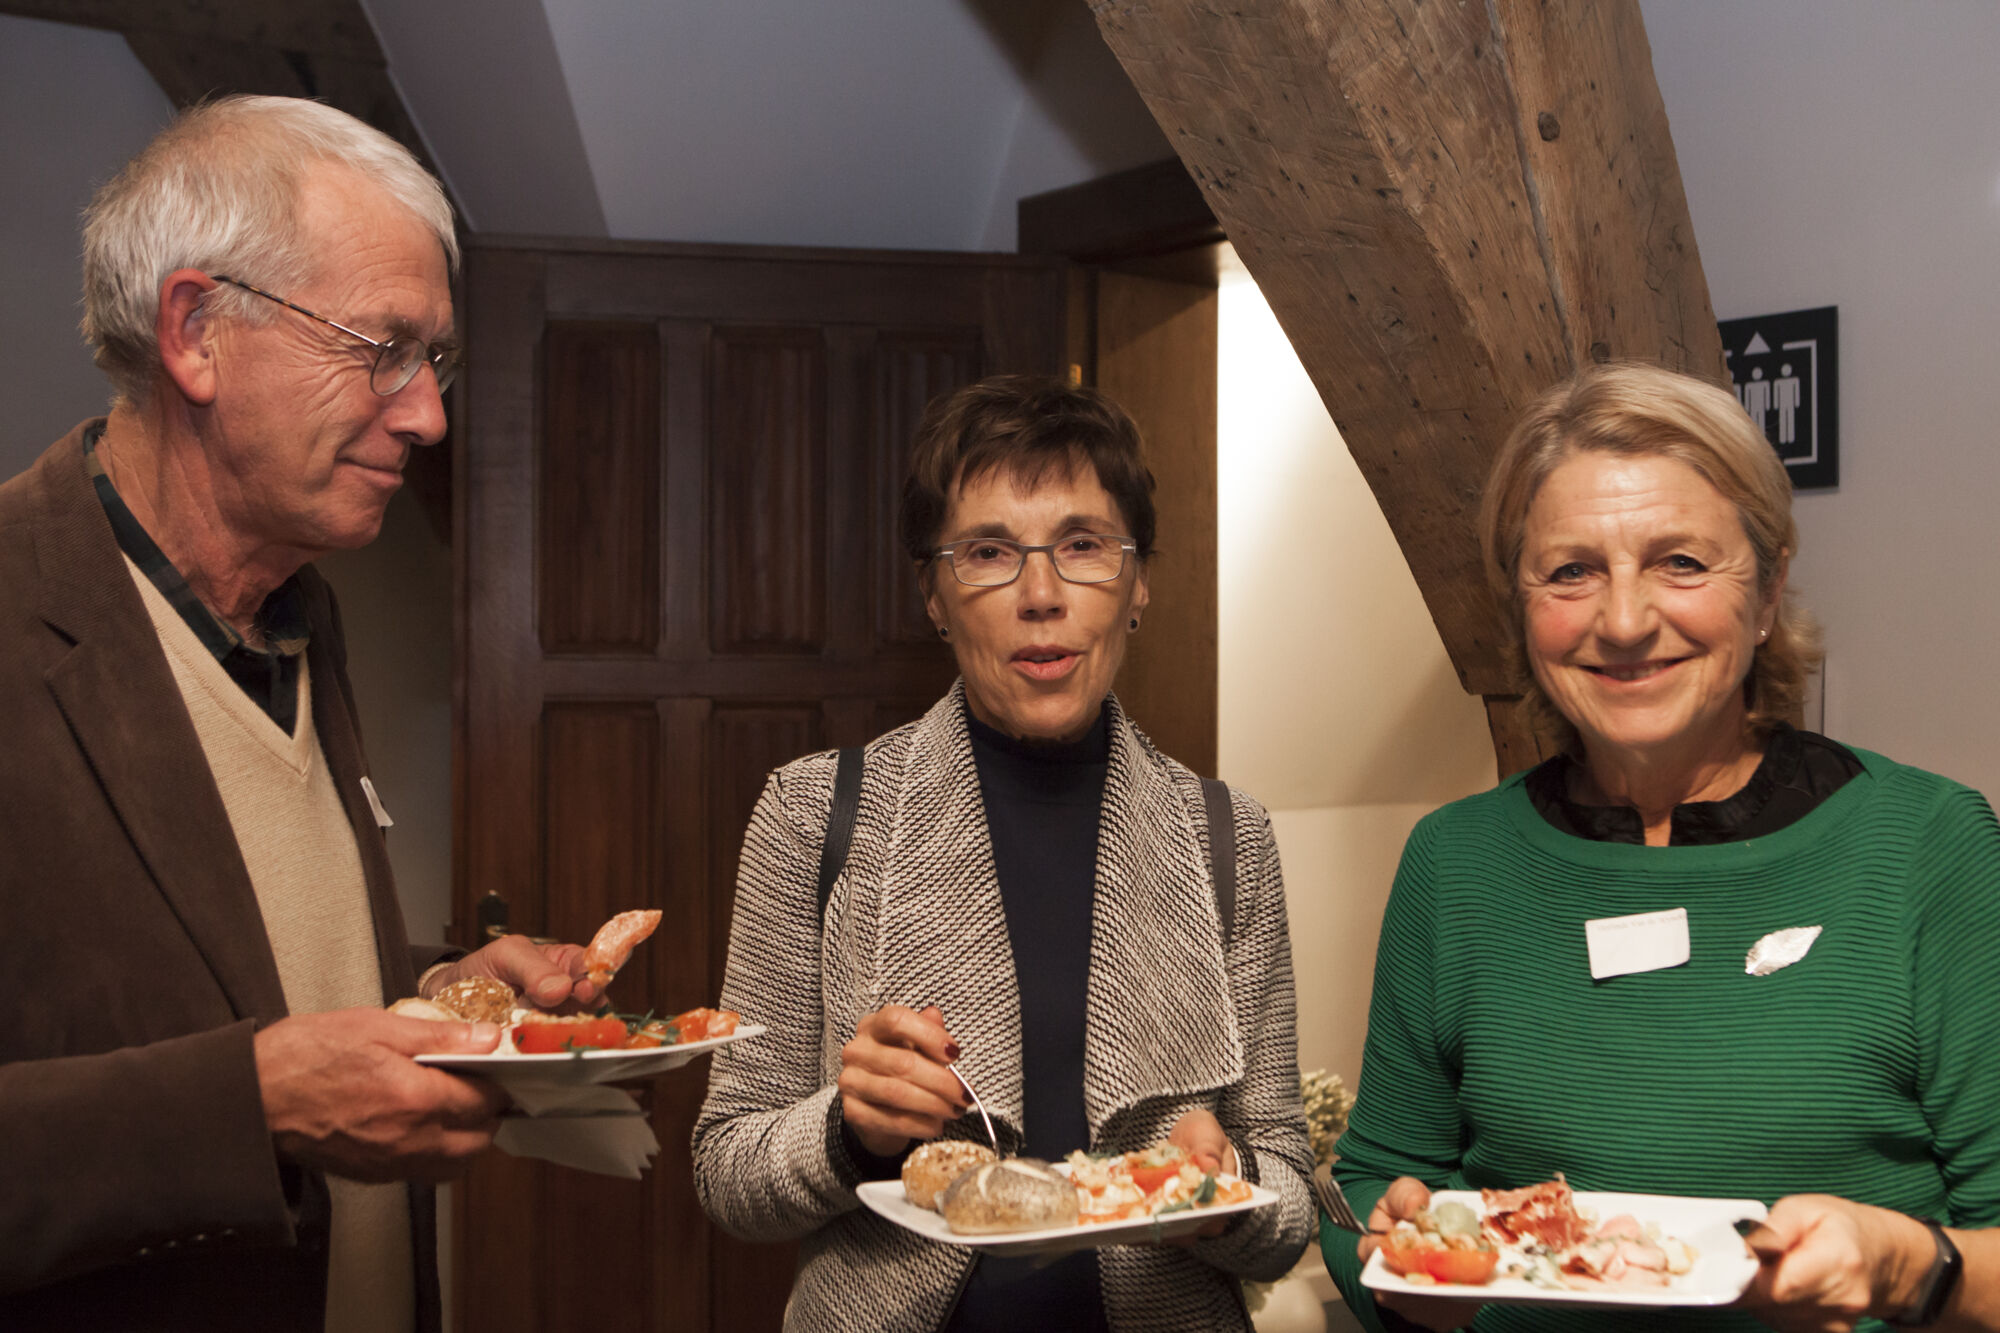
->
<box><xmin>901</xmin><ymin>1140</ymin><xmax>998</xmax><ymax>1211</ymax></box>
<box><xmin>940</xmin><ymin>1158</ymin><xmax>1079</xmax><ymax>1234</ymax></box>
<box><xmin>431</xmin><ymin>975</ymin><xmax>517</xmax><ymax>1024</ymax></box>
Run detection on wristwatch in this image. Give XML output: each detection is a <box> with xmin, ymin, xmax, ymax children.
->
<box><xmin>1889</xmin><ymin>1218</ymin><xmax>1962</xmax><ymax>1328</ymax></box>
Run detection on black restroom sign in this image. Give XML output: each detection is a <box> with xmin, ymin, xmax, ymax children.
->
<box><xmin>1719</xmin><ymin>305</ymin><xmax>1838</xmax><ymax>490</ymax></box>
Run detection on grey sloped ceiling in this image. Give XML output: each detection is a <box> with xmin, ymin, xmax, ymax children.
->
<box><xmin>359</xmin><ymin>0</ymin><xmax>1169</xmax><ymax>251</ymax></box>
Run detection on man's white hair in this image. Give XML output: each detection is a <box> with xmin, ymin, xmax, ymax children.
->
<box><xmin>81</xmin><ymin>95</ymin><xmax>459</xmax><ymax>404</ymax></box>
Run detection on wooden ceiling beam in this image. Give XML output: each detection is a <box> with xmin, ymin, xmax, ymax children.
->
<box><xmin>1091</xmin><ymin>0</ymin><xmax>1724</xmax><ymax>769</ymax></box>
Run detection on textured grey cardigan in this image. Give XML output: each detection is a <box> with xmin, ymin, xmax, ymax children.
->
<box><xmin>693</xmin><ymin>683</ymin><xmax>1314</xmax><ymax>1331</ymax></box>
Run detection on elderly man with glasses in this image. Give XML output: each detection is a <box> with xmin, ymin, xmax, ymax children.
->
<box><xmin>0</xmin><ymin>97</ymin><xmax>597</xmax><ymax>1332</ymax></box>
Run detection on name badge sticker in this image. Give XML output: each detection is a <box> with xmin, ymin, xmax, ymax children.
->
<box><xmin>1584</xmin><ymin>907</ymin><xmax>1690</xmax><ymax>980</ymax></box>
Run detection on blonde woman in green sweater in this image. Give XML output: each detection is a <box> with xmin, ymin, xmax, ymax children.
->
<box><xmin>1326</xmin><ymin>364</ymin><xmax>2000</xmax><ymax>1333</ymax></box>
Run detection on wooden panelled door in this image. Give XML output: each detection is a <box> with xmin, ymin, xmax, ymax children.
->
<box><xmin>452</xmin><ymin>240</ymin><xmax>1066</xmax><ymax>1332</ymax></box>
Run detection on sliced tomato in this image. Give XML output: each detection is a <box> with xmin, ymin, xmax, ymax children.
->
<box><xmin>513</xmin><ymin>1016</ymin><xmax>628</xmax><ymax>1053</ymax></box>
<box><xmin>669</xmin><ymin>1007</ymin><xmax>740</xmax><ymax>1043</ymax></box>
<box><xmin>581</xmin><ymin>1016</ymin><xmax>632</xmax><ymax>1048</ymax></box>
<box><xmin>1378</xmin><ymin>1241</ymin><xmax>1429</xmax><ymax>1277</ymax></box>
<box><xmin>1420</xmin><ymin>1247</ymin><xmax>1499</xmax><ymax>1285</ymax></box>
<box><xmin>1129</xmin><ymin>1162</ymin><xmax>1181</xmax><ymax>1195</ymax></box>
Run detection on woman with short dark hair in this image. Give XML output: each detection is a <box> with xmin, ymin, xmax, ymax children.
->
<box><xmin>695</xmin><ymin>374</ymin><xmax>1313</xmax><ymax>1331</ymax></box>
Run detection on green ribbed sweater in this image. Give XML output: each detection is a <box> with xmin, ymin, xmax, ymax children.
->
<box><xmin>1324</xmin><ymin>748</ymin><xmax>2000</xmax><ymax>1333</ymax></box>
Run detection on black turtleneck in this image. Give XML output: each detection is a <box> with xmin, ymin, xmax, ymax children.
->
<box><xmin>943</xmin><ymin>701</ymin><xmax>1111</xmax><ymax>1333</ymax></box>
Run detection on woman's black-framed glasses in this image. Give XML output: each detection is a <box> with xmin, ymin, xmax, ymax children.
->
<box><xmin>933</xmin><ymin>534</ymin><xmax>1137</xmax><ymax>587</ymax></box>
<box><xmin>210</xmin><ymin>274</ymin><xmax>462</xmax><ymax>395</ymax></box>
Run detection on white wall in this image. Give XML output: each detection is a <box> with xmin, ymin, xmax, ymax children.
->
<box><xmin>538</xmin><ymin>0</ymin><xmax>1164</xmax><ymax>252</ymax></box>
<box><xmin>0</xmin><ymin>16</ymin><xmax>168</xmax><ymax>473</ymax></box>
<box><xmin>1217</xmin><ymin>266</ymin><xmax>1497</xmax><ymax>1091</ymax></box>
<box><xmin>971</xmin><ymin>0</ymin><xmax>1173</xmax><ymax>250</ymax></box>
<box><xmin>1643</xmin><ymin>0</ymin><xmax>2000</xmax><ymax>802</ymax></box>
<box><xmin>358</xmin><ymin>0</ymin><xmax>609</xmax><ymax>238</ymax></box>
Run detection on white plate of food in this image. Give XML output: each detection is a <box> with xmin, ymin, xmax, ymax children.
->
<box><xmin>417</xmin><ymin>1023</ymin><xmax>763</xmax><ymax>1088</ymax></box>
<box><xmin>1359</xmin><ymin>1177</ymin><xmax>1765</xmax><ymax>1308</ymax></box>
<box><xmin>858</xmin><ymin>1145</ymin><xmax>1278</xmax><ymax>1258</ymax></box>
<box><xmin>400</xmin><ymin>910</ymin><xmax>762</xmax><ymax>1089</ymax></box>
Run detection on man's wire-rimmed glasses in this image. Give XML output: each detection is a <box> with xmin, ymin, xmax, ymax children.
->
<box><xmin>210</xmin><ymin>274</ymin><xmax>462</xmax><ymax>395</ymax></box>
<box><xmin>933</xmin><ymin>534</ymin><xmax>1137</xmax><ymax>587</ymax></box>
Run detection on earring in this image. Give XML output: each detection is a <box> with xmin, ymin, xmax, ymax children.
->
<box><xmin>1128</xmin><ymin>617</ymin><xmax>1140</xmax><ymax>632</ymax></box>
<box><xmin>937</xmin><ymin>625</ymin><xmax>950</xmax><ymax>640</ymax></box>
<box><xmin>1759</xmin><ymin>627</ymin><xmax>1769</xmax><ymax>641</ymax></box>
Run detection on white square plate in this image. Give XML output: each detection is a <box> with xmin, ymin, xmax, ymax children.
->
<box><xmin>858</xmin><ymin>1171</ymin><xmax>1279</xmax><ymax>1258</ymax></box>
<box><xmin>1359</xmin><ymin>1190</ymin><xmax>1766</xmax><ymax>1308</ymax></box>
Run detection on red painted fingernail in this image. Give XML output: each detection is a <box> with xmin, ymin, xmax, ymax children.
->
<box><xmin>945</xmin><ymin>1042</ymin><xmax>961</xmax><ymax>1062</ymax></box>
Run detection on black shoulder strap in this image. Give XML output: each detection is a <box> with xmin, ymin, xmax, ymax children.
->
<box><xmin>1201</xmin><ymin>777</ymin><xmax>1236</xmax><ymax>950</ymax></box>
<box><xmin>816</xmin><ymin>746</ymin><xmax>866</xmax><ymax>920</ymax></box>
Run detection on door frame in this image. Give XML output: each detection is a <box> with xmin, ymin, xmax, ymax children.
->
<box><xmin>1020</xmin><ymin>161</ymin><xmax>1224</xmax><ymax>777</ymax></box>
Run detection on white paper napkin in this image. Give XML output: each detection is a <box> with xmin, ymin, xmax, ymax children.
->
<box><xmin>493</xmin><ymin>1083</ymin><xmax>660</xmax><ymax>1179</ymax></box>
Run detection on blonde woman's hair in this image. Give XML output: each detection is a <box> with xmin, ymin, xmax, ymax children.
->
<box><xmin>82</xmin><ymin>95</ymin><xmax>458</xmax><ymax>403</ymax></box>
<box><xmin>1478</xmin><ymin>361</ymin><xmax>1821</xmax><ymax>751</ymax></box>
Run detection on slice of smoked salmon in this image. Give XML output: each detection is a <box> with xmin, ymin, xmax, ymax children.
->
<box><xmin>582</xmin><ymin>909</ymin><xmax>662</xmax><ymax>986</ymax></box>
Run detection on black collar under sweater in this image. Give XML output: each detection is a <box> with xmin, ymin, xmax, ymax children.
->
<box><xmin>1524</xmin><ymin>724</ymin><xmax>1863</xmax><ymax>846</ymax></box>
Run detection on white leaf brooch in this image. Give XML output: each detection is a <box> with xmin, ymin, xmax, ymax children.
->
<box><xmin>1745</xmin><ymin>926</ymin><xmax>1823</xmax><ymax>977</ymax></box>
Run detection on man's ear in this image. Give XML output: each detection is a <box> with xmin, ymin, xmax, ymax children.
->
<box><xmin>155</xmin><ymin>269</ymin><xmax>220</xmax><ymax>407</ymax></box>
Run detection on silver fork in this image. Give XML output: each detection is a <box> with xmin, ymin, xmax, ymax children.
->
<box><xmin>947</xmin><ymin>1062</ymin><xmax>999</xmax><ymax>1155</ymax></box>
<box><xmin>1312</xmin><ymin>1163</ymin><xmax>1363</xmax><ymax>1230</ymax></box>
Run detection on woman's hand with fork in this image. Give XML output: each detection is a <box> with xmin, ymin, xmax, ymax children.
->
<box><xmin>838</xmin><ymin>1005</ymin><xmax>971</xmax><ymax>1157</ymax></box>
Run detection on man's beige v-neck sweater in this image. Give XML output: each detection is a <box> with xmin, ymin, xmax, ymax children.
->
<box><xmin>131</xmin><ymin>559</ymin><xmax>414</xmax><ymax>1333</ymax></box>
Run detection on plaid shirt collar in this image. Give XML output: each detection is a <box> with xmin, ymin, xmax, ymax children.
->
<box><xmin>83</xmin><ymin>423</ymin><xmax>311</xmax><ymax>663</ymax></box>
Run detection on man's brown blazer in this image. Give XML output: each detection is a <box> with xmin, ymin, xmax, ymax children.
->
<box><xmin>0</xmin><ymin>423</ymin><xmax>445</xmax><ymax>1330</ymax></box>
